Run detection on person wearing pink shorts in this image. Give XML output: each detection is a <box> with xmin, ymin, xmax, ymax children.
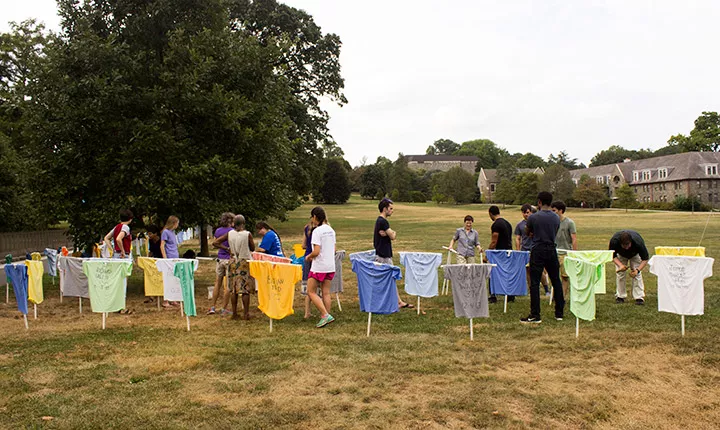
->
<box><xmin>305</xmin><ymin>206</ymin><xmax>336</xmax><ymax>328</ymax></box>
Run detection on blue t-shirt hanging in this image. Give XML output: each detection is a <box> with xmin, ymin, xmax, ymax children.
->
<box><xmin>485</xmin><ymin>250</ymin><xmax>530</xmax><ymax>296</ymax></box>
<box><xmin>349</xmin><ymin>250</ymin><xmax>376</xmax><ymax>262</ymax></box>
<box><xmin>5</xmin><ymin>263</ymin><xmax>29</xmax><ymax>315</ymax></box>
<box><xmin>399</xmin><ymin>252</ymin><xmax>442</xmax><ymax>298</ymax></box>
<box><xmin>352</xmin><ymin>259</ymin><xmax>401</xmax><ymax>314</ymax></box>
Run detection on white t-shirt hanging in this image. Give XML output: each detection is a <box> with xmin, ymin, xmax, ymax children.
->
<box><xmin>310</xmin><ymin>224</ymin><xmax>336</xmax><ymax>273</ymax></box>
<box><xmin>156</xmin><ymin>258</ymin><xmax>199</xmax><ymax>302</ymax></box>
<box><xmin>649</xmin><ymin>255</ymin><xmax>714</xmax><ymax>316</ymax></box>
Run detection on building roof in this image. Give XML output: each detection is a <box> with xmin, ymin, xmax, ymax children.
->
<box><xmin>406</xmin><ymin>155</ymin><xmax>479</xmax><ymax>162</ymax></box>
<box><xmin>570</xmin><ymin>151</ymin><xmax>720</xmax><ymax>184</ymax></box>
<box><xmin>481</xmin><ymin>167</ymin><xmax>544</xmax><ymax>183</ymax></box>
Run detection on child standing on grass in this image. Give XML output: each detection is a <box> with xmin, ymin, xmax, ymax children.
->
<box><xmin>103</xmin><ymin>209</ymin><xmax>133</xmax><ymax>259</ymax></box>
<box><xmin>305</xmin><ymin>206</ymin><xmax>336</xmax><ymax>328</ymax></box>
<box><xmin>161</xmin><ymin>215</ymin><xmax>180</xmax><ymax>308</ymax></box>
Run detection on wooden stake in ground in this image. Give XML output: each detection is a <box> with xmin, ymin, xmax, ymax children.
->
<box><xmin>102</xmin><ymin>312</ymin><xmax>106</xmax><ymax>330</ymax></box>
<box><xmin>180</xmin><ymin>302</ymin><xmax>184</xmax><ymax>318</ymax></box>
<box><xmin>366</xmin><ymin>312</ymin><xmax>372</xmax><ymax>337</ymax></box>
<box><xmin>23</xmin><ymin>314</ymin><xmax>28</xmax><ymax>330</ymax></box>
<box><xmin>336</xmin><ymin>294</ymin><xmax>342</xmax><ymax>312</ymax></box>
<box><xmin>34</xmin><ymin>304</ymin><xmax>37</xmax><ymax>320</ymax></box>
<box><xmin>186</xmin><ymin>315</ymin><xmax>191</xmax><ymax>332</ymax></box>
<box><xmin>576</xmin><ymin>318</ymin><xmax>579</xmax><ymax>338</ymax></box>
<box><xmin>269</xmin><ymin>317</ymin><xmax>273</xmax><ymax>333</ymax></box>
<box><xmin>504</xmin><ymin>295</ymin><xmax>508</xmax><ymax>313</ymax></box>
<box><xmin>417</xmin><ymin>296</ymin><xmax>420</xmax><ymax>315</ymax></box>
<box><xmin>157</xmin><ymin>297</ymin><xmax>160</xmax><ymax>310</ymax></box>
<box><xmin>470</xmin><ymin>318</ymin><xmax>474</xmax><ymax>341</ymax></box>
<box><xmin>681</xmin><ymin>315</ymin><xmax>685</xmax><ymax>336</ymax></box>
<box><xmin>79</xmin><ymin>297</ymin><xmax>82</xmax><ymax>314</ymax></box>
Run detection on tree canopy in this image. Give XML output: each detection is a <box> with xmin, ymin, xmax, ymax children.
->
<box><xmin>0</xmin><ymin>0</ymin><xmax>346</xmax><ymax>250</ymax></box>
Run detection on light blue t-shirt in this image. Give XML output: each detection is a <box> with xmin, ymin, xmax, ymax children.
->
<box><xmin>352</xmin><ymin>259</ymin><xmax>402</xmax><ymax>314</ymax></box>
<box><xmin>399</xmin><ymin>252</ymin><xmax>443</xmax><ymax>298</ymax></box>
<box><xmin>5</xmin><ymin>263</ymin><xmax>29</xmax><ymax>315</ymax></box>
<box><xmin>485</xmin><ymin>250</ymin><xmax>531</xmax><ymax>296</ymax></box>
<box><xmin>161</xmin><ymin>229</ymin><xmax>179</xmax><ymax>258</ymax></box>
<box><xmin>259</xmin><ymin>230</ymin><xmax>283</xmax><ymax>257</ymax></box>
<box><xmin>349</xmin><ymin>250</ymin><xmax>376</xmax><ymax>262</ymax></box>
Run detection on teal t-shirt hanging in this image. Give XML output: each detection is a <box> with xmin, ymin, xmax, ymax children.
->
<box><xmin>173</xmin><ymin>260</ymin><xmax>197</xmax><ymax>317</ymax></box>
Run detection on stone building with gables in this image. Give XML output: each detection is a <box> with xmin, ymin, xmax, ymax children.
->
<box><xmin>569</xmin><ymin>151</ymin><xmax>720</xmax><ymax>207</ymax></box>
<box><xmin>477</xmin><ymin>167</ymin><xmax>545</xmax><ymax>203</ymax></box>
<box><xmin>405</xmin><ymin>155</ymin><xmax>479</xmax><ymax>174</ymax></box>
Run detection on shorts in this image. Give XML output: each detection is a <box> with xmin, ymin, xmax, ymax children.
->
<box><xmin>558</xmin><ymin>254</ymin><xmax>569</xmax><ymax>279</ymax></box>
<box><xmin>308</xmin><ymin>271</ymin><xmax>335</xmax><ymax>282</ymax></box>
<box><xmin>228</xmin><ymin>258</ymin><xmax>253</xmax><ymax>295</ymax></box>
<box><xmin>215</xmin><ymin>258</ymin><xmax>231</xmax><ymax>277</ymax></box>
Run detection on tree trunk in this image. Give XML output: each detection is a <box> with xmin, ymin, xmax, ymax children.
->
<box><xmin>200</xmin><ymin>224</ymin><xmax>209</xmax><ymax>257</ymax></box>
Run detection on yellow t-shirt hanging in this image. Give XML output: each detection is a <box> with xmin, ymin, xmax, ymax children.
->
<box><xmin>25</xmin><ymin>260</ymin><xmax>44</xmax><ymax>304</ymax></box>
<box><xmin>249</xmin><ymin>261</ymin><xmax>301</xmax><ymax>320</ymax></box>
<box><xmin>137</xmin><ymin>257</ymin><xmax>165</xmax><ymax>297</ymax></box>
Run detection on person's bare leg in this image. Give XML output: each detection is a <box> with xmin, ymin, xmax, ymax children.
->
<box><xmin>304</xmin><ymin>294</ymin><xmax>311</xmax><ymax>319</ymax></box>
<box><xmin>307</xmin><ymin>277</ymin><xmax>328</xmax><ymax>316</ymax></box>
<box><xmin>562</xmin><ymin>278</ymin><xmax>569</xmax><ymax>298</ymax></box>
<box><xmin>321</xmin><ymin>280</ymin><xmax>332</xmax><ymax>313</ymax></box>
<box><xmin>231</xmin><ymin>293</ymin><xmax>239</xmax><ymax>320</ymax></box>
<box><xmin>241</xmin><ymin>294</ymin><xmax>250</xmax><ymax>320</ymax></box>
<box><xmin>322</xmin><ymin>280</ymin><xmax>332</xmax><ymax>313</ymax></box>
<box><xmin>220</xmin><ymin>281</ymin><xmax>232</xmax><ymax>312</ymax></box>
<box><xmin>210</xmin><ymin>275</ymin><xmax>223</xmax><ymax>309</ymax></box>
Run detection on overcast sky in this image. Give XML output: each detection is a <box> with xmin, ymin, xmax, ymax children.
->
<box><xmin>4</xmin><ymin>0</ymin><xmax>720</xmax><ymax>167</ymax></box>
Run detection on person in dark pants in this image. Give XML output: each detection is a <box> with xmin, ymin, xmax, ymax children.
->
<box><xmin>486</xmin><ymin>205</ymin><xmax>514</xmax><ymax>303</ymax></box>
<box><xmin>521</xmin><ymin>191</ymin><xmax>564</xmax><ymax>323</ymax></box>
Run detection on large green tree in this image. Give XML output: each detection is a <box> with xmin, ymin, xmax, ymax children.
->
<box><xmin>613</xmin><ymin>183</ymin><xmax>637</xmax><ymax>212</ymax></box>
<box><xmin>425</xmin><ymin>138</ymin><xmax>459</xmax><ymax>155</ymax></box>
<box><xmin>548</xmin><ymin>151</ymin><xmax>585</xmax><ymax>170</ymax></box>
<box><xmin>441</xmin><ymin>166</ymin><xmax>476</xmax><ymax>204</ymax></box>
<box><xmin>316</xmin><ymin>158</ymin><xmax>351</xmax><ymax>204</ymax></box>
<box><xmin>456</xmin><ymin>139</ymin><xmax>509</xmax><ymax>170</ymax></box>
<box><xmin>539</xmin><ymin>164</ymin><xmax>575</xmax><ymax>203</ymax></box>
<box><xmin>668</xmin><ymin>111</ymin><xmax>720</xmax><ymax>152</ymax></box>
<box><xmin>13</xmin><ymin>0</ymin><xmax>345</xmax><ymax>252</ymax></box>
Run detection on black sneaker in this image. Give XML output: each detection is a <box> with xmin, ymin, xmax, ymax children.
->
<box><xmin>635</xmin><ymin>299</ymin><xmax>645</xmax><ymax>306</ymax></box>
<box><xmin>489</xmin><ymin>296</ymin><xmax>498</xmax><ymax>304</ymax></box>
<box><xmin>615</xmin><ymin>297</ymin><xmax>625</xmax><ymax>304</ymax></box>
<box><xmin>520</xmin><ymin>315</ymin><xmax>542</xmax><ymax>324</ymax></box>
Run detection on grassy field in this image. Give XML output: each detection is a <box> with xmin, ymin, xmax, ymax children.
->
<box><xmin>2</xmin><ymin>195</ymin><xmax>720</xmax><ymax>429</ymax></box>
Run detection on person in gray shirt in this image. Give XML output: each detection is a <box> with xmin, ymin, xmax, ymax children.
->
<box><xmin>449</xmin><ymin>215</ymin><xmax>483</xmax><ymax>264</ymax></box>
<box><xmin>551</xmin><ymin>201</ymin><xmax>577</xmax><ymax>298</ymax></box>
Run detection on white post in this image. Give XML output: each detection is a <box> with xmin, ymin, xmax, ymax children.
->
<box><xmin>336</xmin><ymin>293</ymin><xmax>342</xmax><ymax>312</ymax></box>
<box><xmin>269</xmin><ymin>318</ymin><xmax>273</xmax><ymax>333</ymax></box>
<box><xmin>575</xmin><ymin>318</ymin><xmax>579</xmax><ymax>338</ymax></box>
<box><xmin>470</xmin><ymin>318</ymin><xmax>474</xmax><ymax>341</ymax></box>
<box><xmin>79</xmin><ymin>297</ymin><xmax>82</xmax><ymax>314</ymax></box>
<box><xmin>681</xmin><ymin>315</ymin><xmax>685</xmax><ymax>337</ymax></box>
<box><xmin>504</xmin><ymin>295</ymin><xmax>508</xmax><ymax>313</ymax></box>
<box><xmin>186</xmin><ymin>316</ymin><xmax>191</xmax><ymax>332</ymax></box>
<box><xmin>23</xmin><ymin>314</ymin><xmax>28</xmax><ymax>330</ymax></box>
<box><xmin>417</xmin><ymin>296</ymin><xmax>420</xmax><ymax>315</ymax></box>
<box><xmin>549</xmin><ymin>287</ymin><xmax>554</xmax><ymax>305</ymax></box>
<box><xmin>157</xmin><ymin>297</ymin><xmax>161</xmax><ymax>310</ymax></box>
<box><xmin>34</xmin><ymin>304</ymin><xmax>37</xmax><ymax>320</ymax></box>
<box><xmin>366</xmin><ymin>312</ymin><xmax>372</xmax><ymax>337</ymax></box>
<box><xmin>180</xmin><ymin>303</ymin><xmax>184</xmax><ymax>318</ymax></box>
<box><xmin>102</xmin><ymin>312</ymin><xmax>106</xmax><ymax>330</ymax></box>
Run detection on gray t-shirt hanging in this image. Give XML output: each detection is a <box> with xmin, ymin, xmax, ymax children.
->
<box><xmin>58</xmin><ymin>256</ymin><xmax>90</xmax><ymax>298</ymax></box>
<box><xmin>443</xmin><ymin>264</ymin><xmax>492</xmax><ymax>319</ymax></box>
<box><xmin>330</xmin><ymin>250</ymin><xmax>346</xmax><ymax>293</ymax></box>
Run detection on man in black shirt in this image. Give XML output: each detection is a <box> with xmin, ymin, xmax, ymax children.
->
<box><xmin>373</xmin><ymin>198</ymin><xmax>412</xmax><ymax>308</ymax></box>
<box><xmin>522</xmin><ymin>191</ymin><xmax>564</xmax><ymax>323</ymax></box>
<box><xmin>609</xmin><ymin>230</ymin><xmax>649</xmax><ymax>305</ymax></box>
<box><xmin>486</xmin><ymin>206</ymin><xmax>514</xmax><ymax>303</ymax></box>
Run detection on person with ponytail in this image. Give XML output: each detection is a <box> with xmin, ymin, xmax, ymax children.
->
<box><xmin>305</xmin><ymin>206</ymin><xmax>336</xmax><ymax>328</ymax></box>
<box><xmin>255</xmin><ymin>221</ymin><xmax>285</xmax><ymax>257</ymax></box>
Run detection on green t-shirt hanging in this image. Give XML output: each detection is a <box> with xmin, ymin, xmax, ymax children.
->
<box><xmin>173</xmin><ymin>260</ymin><xmax>197</xmax><ymax>317</ymax></box>
<box><xmin>564</xmin><ymin>257</ymin><xmax>601</xmax><ymax>321</ymax></box>
<box><xmin>565</xmin><ymin>250</ymin><xmax>614</xmax><ymax>294</ymax></box>
<box><xmin>83</xmin><ymin>259</ymin><xmax>133</xmax><ymax>313</ymax></box>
